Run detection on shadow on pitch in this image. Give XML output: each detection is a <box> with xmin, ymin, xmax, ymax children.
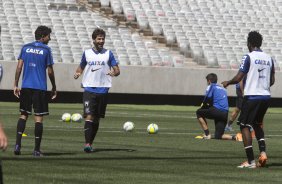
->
<box><xmin>93</xmin><ymin>148</ymin><xmax>136</xmax><ymax>153</ymax></box>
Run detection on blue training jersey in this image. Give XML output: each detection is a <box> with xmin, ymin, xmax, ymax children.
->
<box><xmin>18</xmin><ymin>41</ymin><xmax>54</xmax><ymax>91</ymax></box>
<box><xmin>205</xmin><ymin>83</ymin><xmax>229</xmax><ymax>112</ymax></box>
<box><xmin>80</xmin><ymin>48</ymin><xmax>118</xmax><ymax>94</ymax></box>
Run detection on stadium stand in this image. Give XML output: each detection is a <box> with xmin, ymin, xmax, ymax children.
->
<box><xmin>0</xmin><ymin>0</ymin><xmax>281</xmax><ymax>69</ymax></box>
<box><xmin>0</xmin><ymin>0</ymin><xmax>188</xmax><ymax>68</ymax></box>
<box><xmin>86</xmin><ymin>0</ymin><xmax>281</xmax><ymax>69</ymax></box>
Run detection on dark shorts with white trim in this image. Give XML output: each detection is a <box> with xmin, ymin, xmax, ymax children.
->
<box><xmin>238</xmin><ymin>98</ymin><xmax>270</xmax><ymax>128</ymax></box>
<box><xmin>19</xmin><ymin>88</ymin><xmax>49</xmax><ymax>116</ymax></box>
<box><xmin>83</xmin><ymin>91</ymin><xmax>108</xmax><ymax>118</ymax></box>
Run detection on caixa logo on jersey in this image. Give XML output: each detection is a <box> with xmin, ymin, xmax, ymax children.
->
<box><xmin>88</xmin><ymin>61</ymin><xmax>105</xmax><ymax>66</ymax></box>
<box><xmin>255</xmin><ymin>59</ymin><xmax>271</xmax><ymax>66</ymax></box>
<box><xmin>26</xmin><ymin>48</ymin><xmax>44</xmax><ymax>55</ymax></box>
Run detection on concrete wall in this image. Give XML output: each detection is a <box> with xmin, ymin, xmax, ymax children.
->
<box><xmin>1</xmin><ymin>61</ymin><xmax>281</xmax><ymax>97</ymax></box>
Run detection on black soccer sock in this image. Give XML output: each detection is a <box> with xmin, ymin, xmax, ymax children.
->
<box><xmin>258</xmin><ymin>139</ymin><xmax>266</xmax><ymax>153</ymax></box>
<box><xmin>253</xmin><ymin>124</ymin><xmax>266</xmax><ymax>153</ymax></box>
<box><xmin>91</xmin><ymin>118</ymin><xmax>100</xmax><ymax>144</ymax></box>
<box><xmin>16</xmin><ymin>118</ymin><xmax>27</xmax><ymax>146</ymax></box>
<box><xmin>245</xmin><ymin>146</ymin><xmax>255</xmax><ymax>164</ymax></box>
<box><xmin>34</xmin><ymin>122</ymin><xmax>43</xmax><ymax>151</ymax></box>
<box><xmin>204</xmin><ymin>129</ymin><xmax>210</xmax><ymax>136</ymax></box>
<box><xmin>84</xmin><ymin>121</ymin><xmax>93</xmax><ymax>144</ymax></box>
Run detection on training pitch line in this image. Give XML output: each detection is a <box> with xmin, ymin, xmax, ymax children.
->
<box><xmin>4</xmin><ymin>125</ymin><xmax>282</xmax><ymax>137</ymax></box>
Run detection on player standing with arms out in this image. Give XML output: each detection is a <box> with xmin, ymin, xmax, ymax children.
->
<box><xmin>222</xmin><ymin>31</ymin><xmax>275</xmax><ymax>168</ymax></box>
<box><xmin>13</xmin><ymin>25</ymin><xmax>57</xmax><ymax>156</ymax></box>
<box><xmin>74</xmin><ymin>28</ymin><xmax>120</xmax><ymax>153</ymax></box>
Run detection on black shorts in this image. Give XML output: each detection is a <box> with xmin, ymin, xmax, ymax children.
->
<box><xmin>20</xmin><ymin>88</ymin><xmax>49</xmax><ymax>116</ymax></box>
<box><xmin>83</xmin><ymin>91</ymin><xmax>108</xmax><ymax>118</ymax></box>
<box><xmin>238</xmin><ymin>98</ymin><xmax>270</xmax><ymax>128</ymax></box>
<box><xmin>196</xmin><ymin>107</ymin><xmax>228</xmax><ymax>139</ymax></box>
<box><xmin>236</xmin><ymin>88</ymin><xmax>243</xmax><ymax>109</ymax></box>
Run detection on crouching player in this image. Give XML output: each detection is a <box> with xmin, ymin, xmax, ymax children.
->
<box><xmin>196</xmin><ymin>73</ymin><xmax>240</xmax><ymax>141</ymax></box>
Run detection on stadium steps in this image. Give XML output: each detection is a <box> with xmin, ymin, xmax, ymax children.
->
<box><xmin>77</xmin><ymin>0</ymin><xmax>205</xmax><ymax>68</ymax></box>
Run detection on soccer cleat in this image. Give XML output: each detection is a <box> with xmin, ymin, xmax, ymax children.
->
<box><xmin>84</xmin><ymin>144</ymin><xmax>94</xmax><ymax>153</ymax></box>
<box><xmin>195</xmin><ymin>134</ymin><xmax>211</xmax><ymax>139</ymax></box>
<box><xmin>237</xmin><ymin>161</ymin><xmax>256</xmax><ymax>169</ymax></box>
<box><xmin>14</xmin><ymin>145</ymin><xmax>21</xmax><ymax>155</ymax></box>
<box><xmin>33</xmin><ymin>150</ymin><xmax>43</xmax><ymax>157</ymax></box>
<box><xmin>225</xmin><ymin>125</ymin><xmax>233</xmax><ymax>132</ymax></box>
<box><xmin>257</xmin><ymin>153</ymin><xmax>268</xmax><ymax>167</ymax></box>
<box><xmin>202</xmin><ymin>134</ymin><xmax>211</xmax><ymax>139</ymax></box>
<box><xmin>235</xmin><ymin>133</ymin><xmax>243</xmax><ymax>142</ymax></box>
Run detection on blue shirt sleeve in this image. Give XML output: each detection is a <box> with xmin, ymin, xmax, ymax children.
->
<box><xmin>80</xmin><ymin>52</ymin><xmax>87</xmax><ymax>69</ymax></box>
<box><xmin>109</xmin><ymin>50</ymin><xmax>118</xmax><ymax>67</ymax></box>
<box><xmin>239</xmin><ymin>54</ymin><xmax>250</xmax><ymax>74</ymax></box>
<box><xmin>205</xmin><ymin>85</ymin><xmax>213</xmax><ymax>98</ymax></box>
<box><xmin>18</xmin><ymin>46</ymin><xmax>25</xmax><ymax>60</ymax></box>
<box><xmin>46</xmin><ymin>48</ymin><xmax>54</xmax><ymax>66</ymax></box>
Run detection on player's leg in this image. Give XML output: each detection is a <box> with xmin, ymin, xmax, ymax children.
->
<box><xmin>196</xmin><ymin>108</ymin><xmax>212</xmax><ymax>139</ymax></box>
<box><xmin>90</xmin><ymin>93</ymin><xmax>108</xmax><ymax>145</ymax></box>
<box><xmin>15</xmin><ymin>88</ymin><xmax>32</xmax><ymax>155</ymax></box>
<box><xmin>32</xmin><ymin>89</ymin><xmax>49</xmax><ymax>156</ymax></box>
<box><xmin>253</xmin><ymin>100</ymin><xmax>270</xmax><ymax>167</ymax></box>
<box><xmin>83</xmin><ymin>91</ymin><xmax>98</xmax><ymax>152</ymax></box>
<box><xmin>90</xmin><ymin>117</ymin><xmax>100</xmax><ymax>145</ymax></box>
<box><xmin>226</xmin><ymin>107</ymin><xmax>240</xmax><ymax>131</ymax></box>
<box><xmin>237</xmin><ymin>100</ymin><xmax>257</xmax><ymax>168</ymax></box>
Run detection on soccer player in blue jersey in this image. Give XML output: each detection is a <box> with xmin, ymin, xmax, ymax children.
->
<box><xmin>222</xmin><ymin>31</ymin><xmax>275</xmax><ymax>168</ymax></box>
<box><xmin>196</xmin><ymin>73</ymin><xmax>238</xmax><ymax>140</ymax></box>
<box><xmin>13</xmin><ymin>25</ymin><xmax>57</xmax><ymax>156</ymax></box>
<box><xmin>74</xmin><ymin>28</ymin><xmax>120</xmax><ymax>153</ymax></box>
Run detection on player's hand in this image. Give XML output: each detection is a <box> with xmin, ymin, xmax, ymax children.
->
<box><xmin>107</xmin><ymin>71</ymin><xmax>115</xmax><ymax>77</ymax></box>
<box><xmin>0</xmin><ymin>127</ymin><xmax>8</xmax><ymax>151</ymax></box>
<box><xmin>74</xmin><ymin>72</ymin><xmax>81</xmax><ymax>79</ymax></box>
<box><xmin>221</xmin><ymin>81</ymin><xmax>229</xmax><ymax>88</ymax></box>
<box><xmin>51</xmin><ymin>88</ymin><xmax>57</xmax><ymax>100</ymax></box>
<box><xmin>14</xmin><ymin>86</ymin><xmax>21</xmax><ymax>98</ymax></box>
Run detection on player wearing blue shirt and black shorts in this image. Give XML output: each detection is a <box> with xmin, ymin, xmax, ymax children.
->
<box><xmin>13</xmin><ymin>25</ymin><xmax>57</xmax><ymax>157</ymax></box>
<box><xmin>222</xmin><ymin>31</ymin><xmax>275</xmax><ymax>168</ymax></box>
<box><xmin>196</xmin><ymin>73</ymin><xmax>236</xmax><ymax>140</ymax></box>
<box><xmin>74</xmin><ymin>28</ymin><xmax>120</xmax><ymax>153</ymax></box>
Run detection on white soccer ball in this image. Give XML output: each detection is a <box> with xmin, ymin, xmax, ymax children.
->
<box><xmin>62</xmin><ymin>113</ymin><xmax>71</xmax><ymax>122</ymax></box>
<box><xmin>71</xmin><ymin>113</ymin><xmax>83</xmax><ymax>122</ymax></box>
<box><xmin>123</xmin><ymin>121</ymin><xmax>135</xmax><ymax>132</ymax></box>
<box><xmin>147</xmin><ymin>123</ymin><xmax>159</xmax><ymax>134</ymax></box>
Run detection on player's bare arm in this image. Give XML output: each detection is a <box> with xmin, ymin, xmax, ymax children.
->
<box><xmin>270</xmin><ymin>67</ymin><xmax>275</xmax><ymax>87</ymax></box>
<box><xmin>74</xmin><ymin>66</ymin><xmax>84</xmax><ymax>79</ymax></box>
<box><xmin>14</xmin><ymin>59</ymin><xmax>24</xmax><ymax>98</ymax></box>
<box><xmin>48</xmin><ymin>65</ymin><xmax>57</xmax><ymax>100</ymax></box>
<box><xmin>221</xmin><ymin>71</ymin><xmax>245</xmax><ymax>88</ymax></box>
<box><xmin>107</xmin><ymin>65</ymin><xmax>120</xmax><ymax>77</ymax></box>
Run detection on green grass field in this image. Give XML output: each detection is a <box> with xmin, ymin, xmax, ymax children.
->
<box><xmin>0</xmin><ymin>102</ymin><xmax>282</xmax><ymax>184</ymax></box>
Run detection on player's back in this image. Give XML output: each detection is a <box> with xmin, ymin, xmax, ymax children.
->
<box><xmin>19</xmin><ymin>41</ymin><xmax>54</xmax><ymax>90</ymax></box>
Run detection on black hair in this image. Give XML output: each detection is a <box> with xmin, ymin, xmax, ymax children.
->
<box><xmin>35</xmin><ymin>25</ymin><xmax>52</xmax><ymax>40</ymax></box>
<box><xmin>247</xmin><ymin>31</ymin><xmax>263</xmax><ymax>48</ymax></box>
<box><xmin>92</xmin><ymin>28</ymin><xmax>106</xmax><ymax>40</ymax></box>
<box><xmin>206</xmin><ymin>73</ymin><xmax>217</xmax><ymax>83</ymax></box>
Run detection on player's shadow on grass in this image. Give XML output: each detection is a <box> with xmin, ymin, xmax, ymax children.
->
<box><xmin>94</xmin><ymin>148</ymin><xmax>136</xmax><ymax>153</ymax></box>
<box><xmin>267</xmin><ymin>163</ymin><xmax>282</xmax><ymax>167</ymax></box>
<box><xmin>42</xmin><ymin>152</ymin><xmax>77</xmax><ymax>156</ymax></box>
